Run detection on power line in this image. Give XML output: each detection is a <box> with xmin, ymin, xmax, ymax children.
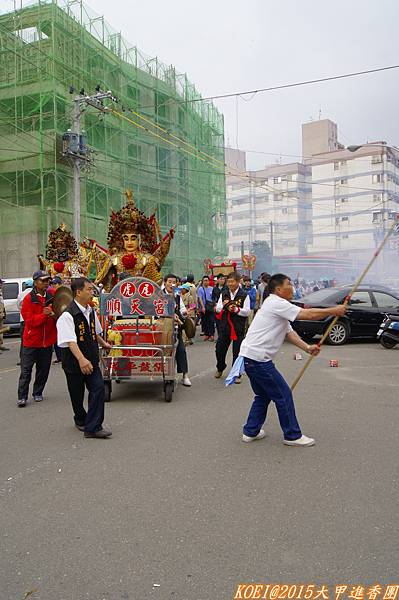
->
<box><xmin>138</xmin><ymin>64</ymin><xmax>399</xmax><ymax>109</ymax></box>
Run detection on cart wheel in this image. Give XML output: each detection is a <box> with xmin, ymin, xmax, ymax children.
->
<box><xmin>104</xmin><ymin>381</ymin><xmax>112</xmax><ymax>402</ymax></box>
<box><xmin>164</xmin><ymin>381</ymin><xmax>174</xmax><ymax>402</ymax></box>
<box><xmin>115</xmin><ymin>379</ymin><xmax>121</xmax><ymax>384</ymax></box>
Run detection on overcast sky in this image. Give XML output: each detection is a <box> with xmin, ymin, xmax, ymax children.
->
<box><xmin>24</xmin><ymin>0</ymin><xmax>399</xmax><ymax>169</ymax></box>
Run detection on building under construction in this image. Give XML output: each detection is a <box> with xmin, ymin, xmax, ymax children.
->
<box><xmin>0</xmin><ymin>0</ymin><xmax>226</xmax><ymax>277</ymax></box>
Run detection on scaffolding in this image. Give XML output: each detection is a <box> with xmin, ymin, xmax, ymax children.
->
<box><xmin>0</xmin><ymin>0</ymin><xmax>226</xmax><ymax>277</ymax></box>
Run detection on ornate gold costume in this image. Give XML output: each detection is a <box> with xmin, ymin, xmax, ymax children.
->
<box><xmin>38</xmin><ymin>224</ymin><xmax>90</xmax><ymax>282</ymax></box>
<box><xmin>88</xmin><ymin>190</ymin><xmax>174</xmax><ymax>290</ymax></box>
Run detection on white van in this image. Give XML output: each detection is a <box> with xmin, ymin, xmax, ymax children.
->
<box><xmin>2</xmin><ymin>278</ymin><xmax>31</xmax><ymax>334</ymax></box>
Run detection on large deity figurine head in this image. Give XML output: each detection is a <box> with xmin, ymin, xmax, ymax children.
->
<box><xmin>122</xmin><ymin>232</ymin><xmax>141</xmax><ymax>254</ymax></box>
<box><xmin>46</xmin><ymin>223</ymin><xmax>78</xmax><ymax>262</ymax></box>
<box><xmin>107</xmin><ymin>189</ymin><xmax>157</xmax><ymax>255</ymax></box>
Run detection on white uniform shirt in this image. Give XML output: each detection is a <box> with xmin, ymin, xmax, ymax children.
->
<box><xmin>57</xmin><ymin>301</ymin><xmax>102</xmax><ymax>348</ymax></box>
<box><xmin>239</xmin><ymin>294</ymin><xmax>301</xmax><ymax>362</ymax></box>
<box><xmin>17</xmin><ymin>288</ymin><xmax>33</xmax><ymax>322</ymax></box>
<box><xmin>215</xmin><ymin>288</ymin><xmax>251</xmax><ymax>317</ymax></box>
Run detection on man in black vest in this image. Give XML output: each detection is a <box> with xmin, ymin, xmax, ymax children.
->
<box><xmin>56</xmin><ymin>277</ymin><xmax>112</xmax><ymax>438</ymax></box>
<box><xmin>214</xmin><ymin>271</ymin><xmax>251</xmax><ymax>382</ymax></box>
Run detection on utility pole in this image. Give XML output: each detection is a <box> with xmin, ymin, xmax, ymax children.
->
<box><xmin>270</xmin><ymin>221</ymin><xmax>274</xmax><ymax>259</ymax></box>
<box><xmin>72</xmin><ymin>99</ymin><xmax>82</xmax><ymax>242</ymax></box>
<box><xmin>63</xmin><ymin>87</ymin><xmax>116</xmax><ymax>241</ymax></box>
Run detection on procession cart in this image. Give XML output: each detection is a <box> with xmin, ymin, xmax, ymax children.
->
<box><xmin>203</xmin><ymin>259</ymin><xmax>238</xmax><ymax>279</ymax></box>
<box><xmin>99</xmin><ymin>277</ymin><xmax>177</xmax><ymax>402</ymax></box>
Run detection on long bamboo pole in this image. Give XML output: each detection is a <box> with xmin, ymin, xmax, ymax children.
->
<box><xmin>291</xmin><ymin>217</ymin><xmax>399</xmax><ymax>391</ymax></box>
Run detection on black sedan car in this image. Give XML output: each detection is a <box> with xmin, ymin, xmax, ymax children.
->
<box><xmin>292</xmin><ymin>285</ymin><xmax>399</xmax><ymax>345</ymax></box>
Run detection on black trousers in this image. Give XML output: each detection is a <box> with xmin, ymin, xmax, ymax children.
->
<box><xmin>19</xmin><ymin>321</ymin><xmax>25</xmax><ymax>361</ymax></box>
<box><xmin>175</xmin><ymin>332</ymin><xmax>188</xmax><ymax>374</ymax></box>
<box><xmin>18</xmin><ymin>346</ymin><xmax>53</xmax><ymax>400</ymax></box>
<box><xmin>64</xmin><ymin>365</ymin><xmax>105</xmax><ymax>433</ymax></box>
<box><xmin>202</xmin><ymin>311</ymin><xmax>215</xmax><ymax>337</ymax></box>
<box><xmin>215</xmin><ymin>329</ymin><xmax>245</xmax><ymax>372</ymax></box>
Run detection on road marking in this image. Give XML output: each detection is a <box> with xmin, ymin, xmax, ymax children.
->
<box><xmin>0</xmin><ymin>367</ymin><xmax>18</xmax><ymax>374</ymax></box>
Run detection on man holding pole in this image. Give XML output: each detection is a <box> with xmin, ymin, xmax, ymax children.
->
<box><xmin>239</xmin><ymin>273</ymin><xmax>346</xmax><ymax>446</ymax></box>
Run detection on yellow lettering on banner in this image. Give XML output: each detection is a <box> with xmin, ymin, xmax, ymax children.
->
<box><xmin>253</xmin><ymin>585</ymin><xmax>264</xmax><ymax>599</ymax></box>
<box><xmin>366</xmin><ymin>585</ymin><xmax>382</xmax><ymax>600</ymax></box>
<box><xmin>383</xmin><ymin>587</ymin><xmax>399</xmax><ymax>600</ymax></box>
<box><xmin>234</xmin><ymin>584</ymin><xmax>247</xmax><ymax>599</ymax></box>
<box><xmin>234</xmin><ymin>585</ymin><xmax>266</xmax><ymax>600</ymax></box>
<box><xmin>335</xmin><ymin>586</ymin><xmax>348</xmax><ymax>600</ymax></box>
<box><xmin>262</xmin><ymin>585</ymin><xmax>271</xmax><ymax>599</ymax></box>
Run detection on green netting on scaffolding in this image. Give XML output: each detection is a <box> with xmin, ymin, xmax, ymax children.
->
<box><xmin>0</xmin><ymin>0</ymin><xmax>226</xmax><ymax>277</ymax></box>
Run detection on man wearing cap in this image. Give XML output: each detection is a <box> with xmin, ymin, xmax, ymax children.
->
<box><xmin>17</xmin><ymin>270</ymin><xmax>56</xmax><ymax>407</ymax></box>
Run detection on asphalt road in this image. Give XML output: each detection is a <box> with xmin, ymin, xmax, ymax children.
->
<box><xmin>0</xmin><ymin>335</ymin><xmax>398</xmax><ymax>600</ymax></box>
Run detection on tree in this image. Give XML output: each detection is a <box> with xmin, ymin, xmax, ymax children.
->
<box><xmin>251</xmin><ymin>240</ymin><xmax>272</xmax><ymax>276</ymax></box>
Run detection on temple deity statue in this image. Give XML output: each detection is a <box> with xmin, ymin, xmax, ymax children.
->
<box><xmin>38</xmin><ymin>223</ymin><xmax>90</xmax><ymax>284</ymax></box>
<box><xmin>88</xmin><ymin>190</ymin><xmax>174</xmax><ymax>290</ymax></box>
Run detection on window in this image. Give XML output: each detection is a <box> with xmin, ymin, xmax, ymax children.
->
<box><xmin>128</xmin><ymin>143</ymin><xmax>141</xmax><ymax>164</ymax></box>
<box><xmin>334</xmin><ymin>162</ymin><xmax>339</xmax><ymax>170</ymax></box>
<box><xmin>372</xmin><ymin>174</ymin><xmax>382</xmax><ymax>184</ymax></box>
<box><xmin>340</xmin><ymin>178</ymin><xmax>348</xmax><ymax>185</ymax></box>
<box><xmin>232</xmin><ymin>212</ymin><xmax>250</xmax><ymax>221</ymax></box>
<box><xmin>273</xmin><ymin>177</ymin><xmax>279</xmax><ymax>184</ymax></box>
<box><xmin>232</xmin><ymin>228</ymin><xmax>251</xmax><ymax>237</ymax></box>
<box><xmin>178</xmin><ymin>157</ymin><xmax>188</xmax><ymax>182</ymax></box>
<box><xmin>156</xmin><ymin>147</ymin><xmax>170</xmax><ymax>173</ymax></box>
<box><xmin>341</xmin><ymin>216</ymin><xmax>349</xmax><ymax>222</ymax></box>
<box><xmin>373</xmin><ymin>193</ymin><xmax>382</xmax><ymax>203</ymax></box>
<box><xmin>282</xmin><ymin>207</ymin><xmax>288</xmax><ymax>214</ymax></box>
<box><xmin>232</xmin><ymin>197</ymin><xmax>249</xmax><ymax>206</ymax></box>
<box><xmin>127</xmin><ymin>85</ymin><xmax>140</xmax><ymax>106</ymax></box>
<box><xmin>372</xmin><ymin>155</ymin><xmax>383</xmax><ymax>164</ymax></box>
<box><xmin>178</xmin><ymin>107</ymin><xmax>186</xmax><ymax>128</ymax></box>
<box><xmin>2</xmin><ymin>282</ymin><xmax>19</xmax><ymax>300</ymax></box>
<box><xmin>340</xmin><ymin>160</ymin><xmax>347</xmax><ymax>167</ymax></box>
<box><xmin>373</xmin><ymin>292</ymin><xmax>399</xmax><ymax>308</ymax></box>
<box><xmin>349</xmin><ymin>291</ymin><xmax>373</xmax><ymax>307</ymax></box>
<box><xmin>158</xmin><ymin>203</ymin><xmax>170</xmax><ymax>226</ymax></box>
<box><xmin>372</xmin><ymin>211</ymin><xmax>382</xmax><ymax>223</ymax></box>
<box><xmin>155</xmin><ymin>91</ymin><xmax>168</xmax><ymax>119</ymax></box>
<box><xmin>341</xmin><ymin>197</ymin><xmax>348</xmax><ymax>203</ymax></box>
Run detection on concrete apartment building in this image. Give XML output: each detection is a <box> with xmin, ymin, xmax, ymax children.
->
<box><xmin>305</xmin><ymin>122</ymin><xmax>399</xmax><ymax>266</ymax></box>
<box><xmin>226</xmin><ymin>120</ymin><xmax>399</xmax><ymax>276</ymax></box>
<box><xmin>225</xmin><ymin>148</ymin><xmax>311</xmax><ymax>260</ymax></box>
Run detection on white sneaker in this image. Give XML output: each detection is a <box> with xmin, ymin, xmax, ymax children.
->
<box><xmin>242</xmin><ymin>429</ymin><xmax>266</xmax><ymax>443</ymax></box>
<box><xmin>182</xmin><ymin>375</ymin><xmax>192</xmax><ymax>387</ymax></box>
<box><xmin>283</xmin><ymin>435</ymin><xmax>315</xmax><ymax>447</ymax></box>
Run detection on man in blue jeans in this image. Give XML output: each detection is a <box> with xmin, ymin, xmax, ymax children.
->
<box><xmin>240</xmin><ymin>273</ymin><xmax>346</xmax><ymax>446</ymax></box>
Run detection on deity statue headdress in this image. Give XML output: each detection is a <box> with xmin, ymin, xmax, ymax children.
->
<box><xmin>45</xmin><ymin>223</ymin><xmax>78</xmax><ymax>261</ymax></box>
<box><xmin>107</xmin><ymin>190</ymin><xmax>157</xmax><ymax>254</ymax></box>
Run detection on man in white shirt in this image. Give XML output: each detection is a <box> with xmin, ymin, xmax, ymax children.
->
<box><xmin>57</xmin><ymin>277</ymin><xmax>112</xmax><ymax>438</ymax></box>
<box><xmin>240</xmin><ymin>273</ymin><xmax>346</xmax><ymax>446</ymax></box>
<box><xmin>163</xmin><ymin>273</ymin><xmax>191</xmax><ymax>387</ymax></box>
<box><xmin>215</xmin><ymin>271</ymin><xmax>251</xmax><ymax>382</ymax></box>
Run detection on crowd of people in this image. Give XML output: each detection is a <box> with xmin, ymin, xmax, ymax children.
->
<box><xmin>7</xmin><ymin>267</ymin><xmax>345</xmax><ymax>446</ymax></box>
